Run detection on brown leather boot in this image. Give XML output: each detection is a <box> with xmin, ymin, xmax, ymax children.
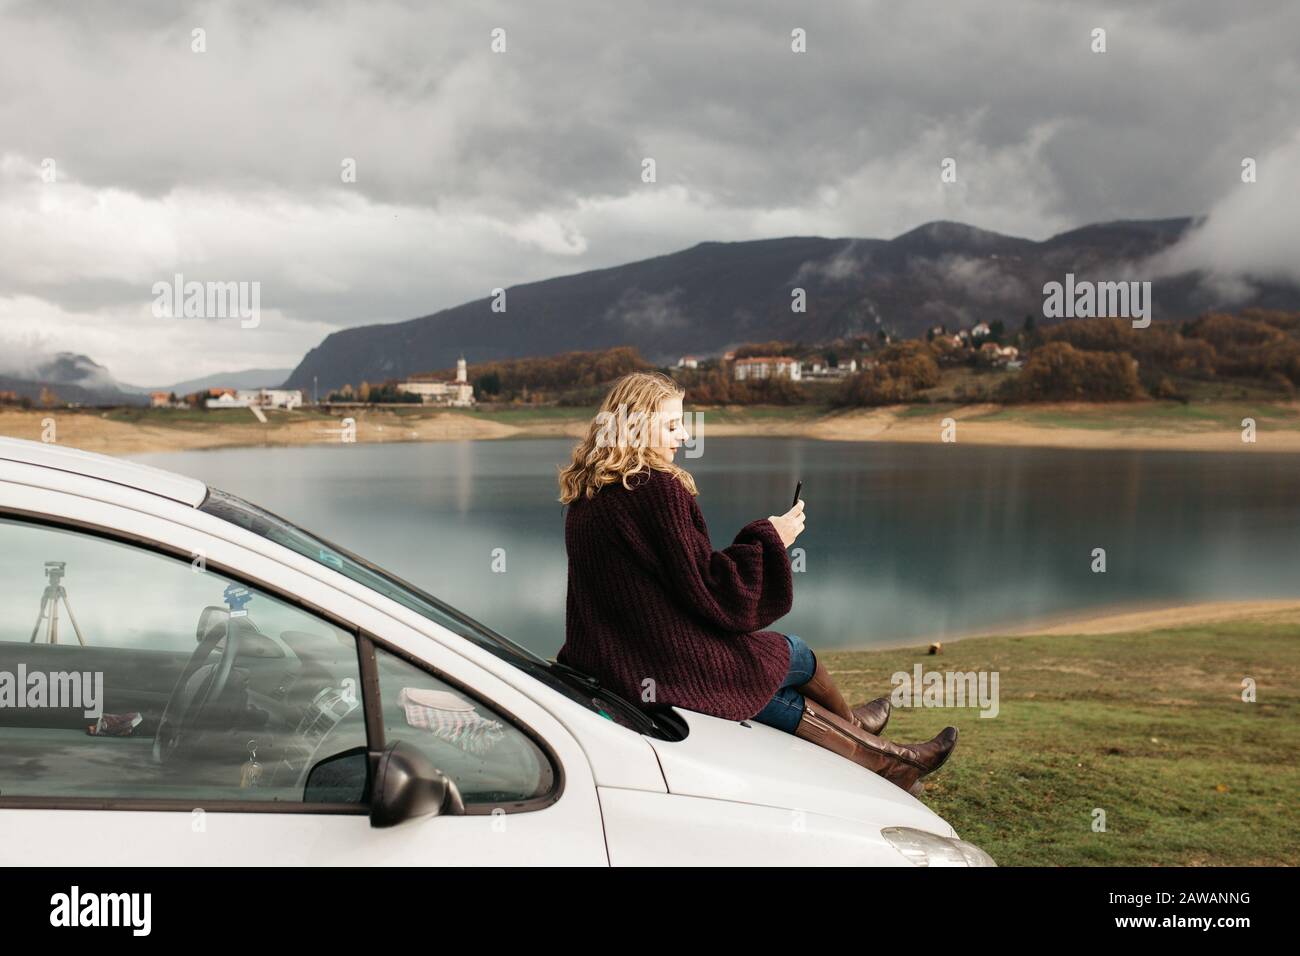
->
<box><xmin>794</xmin><ymin>698</ymin><xmax>958</xmax><ymax>793</ymax></box>
<box><xmin>795</xmin><ymin>656</ymin><xmax>855</xmax><ymax>721</ymax></box>
<box><xmin>796</xmin><ymin>656</ymin><xmax>892</xmax><ymax>735</ymax></box>
<box><xmin>851</xmin><ymin>696</ymin><xmax>891</xmax><ymax>735</ymax></box>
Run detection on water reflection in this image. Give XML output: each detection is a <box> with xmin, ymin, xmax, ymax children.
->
<box><xmin>130</xmin><ymin>439</ymin><xmax>1300</xmax><ymax>655</ymax></box>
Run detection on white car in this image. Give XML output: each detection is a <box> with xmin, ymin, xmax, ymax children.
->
<box><xmin>0</xmin><ymin>437</ymin><xmax>993</xmax><ymax>866</ymax></box>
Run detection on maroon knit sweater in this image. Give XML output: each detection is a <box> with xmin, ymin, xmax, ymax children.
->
<box><xmin>558</xmin><ymin>466</ymin><xmax>794</xmax><ymax>722</ymax></box>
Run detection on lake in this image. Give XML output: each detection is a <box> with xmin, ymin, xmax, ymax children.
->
<box><xmin>130</xmin><ymin>438</ymin><xmax>1300</xmax><ymax>657</ymax></box>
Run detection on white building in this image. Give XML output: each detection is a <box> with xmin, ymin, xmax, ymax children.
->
<box><xmin>400</xmin><ymin>355</ymin><xmax>476</xmax><ymax>407</ymax></box>
<box><xmin>676</xmin><ymin>355</ymin><xmax>700</xmax><ymax>369</ymax></box>
<box><xmin>733</xmin><ymin>356</ymin><xmax>802</xmax><ymax>382</ymax></box>
<box><xmin>205</xmin><ymin>388</ymin><xmax>302</xmax><ymax>410</ymax></box>
<box><xmin>237</xmin><ymin>389</ymin><xmax>302</xmax><ymax>409</ymax></box>
<box><xmin>803</xmin><ymin>358</ymin><xmax>860</xmax><ymax>378</ymax></box>
<box><xmin>978</xmin><ymin>343</ymin><xmax>1020</xmax><ymax>367</ymax></box>
<box><xmin>205</xmin><ymin>390</ymin><xmax>249</xmax><ymax>409</ymax></box>
<box><xmin>256</xmin><ymin>388</ymin><xmax>303</xmax><ymax>409</ymax></box>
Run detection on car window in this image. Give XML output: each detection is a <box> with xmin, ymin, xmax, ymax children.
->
<box><xmin>0</xmin><ymin>518</ymin><xmax>368</xmax><ymax>805</ymax></box>
<box><xmin>374</xmin><ymin>645</ymin><xmax>554</xmax><ymax>806</ymax></box>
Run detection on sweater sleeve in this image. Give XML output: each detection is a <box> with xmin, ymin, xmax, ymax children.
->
<box><xmin>632</xmin><ymin>471</ymin><xmax>794</xmax><ymax>633</ymax></box>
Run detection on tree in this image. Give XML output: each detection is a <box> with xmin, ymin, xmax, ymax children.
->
<box><xmin>832</xmin><ymin>341</ymin><xmax>941</xmax><ymax>407</ymax></box>
<box><xmin>1000</xmin><ymin>342</ymin><xmax>1141</xmax><ymax>401</ymax></box>
<box><xmin>1018</xmin><ymin>313</ymin><xmax>1038</xmax><ymax>349</ymax></box>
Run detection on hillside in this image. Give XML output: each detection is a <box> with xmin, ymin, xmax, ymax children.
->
<box><xmin>285</xmin><ymin>217</ymin><xmax>1300</xmax><ymax>392</ymax></box>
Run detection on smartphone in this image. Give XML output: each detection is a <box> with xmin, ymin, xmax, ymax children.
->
<box><xmin>792</xmin><ymin>480</ymin><xmax>802</xmax><ymax>507</ymax></box>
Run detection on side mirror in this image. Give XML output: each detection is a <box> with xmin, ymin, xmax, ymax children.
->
<box><xmin>369</xmin><ymin>740</ymin><xmax>465</xmax><ymax>828</ymax></box>
<box><xmin>304</xmin><ymin>746</ymin><xmax>368</xmax><ymax>803</ymax></box>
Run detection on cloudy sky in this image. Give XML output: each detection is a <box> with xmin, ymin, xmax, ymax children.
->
<box><xmin>1</xmin><ymin>0</ymin><xmax>1297</xmax><ymax>386</ymax></box>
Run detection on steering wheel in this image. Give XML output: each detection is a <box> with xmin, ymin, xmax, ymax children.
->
<box><xmin>152</xmin><ymin>607</ymin><xmax>243</xmax><ymax>765</ymax></box>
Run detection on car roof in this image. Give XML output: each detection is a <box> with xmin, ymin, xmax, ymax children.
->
<box><xmin>0</xmin><ymin>437</ymin><xmax>208</xmax><ymax>507</ymax></box>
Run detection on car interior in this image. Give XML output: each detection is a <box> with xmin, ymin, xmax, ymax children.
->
<box><xmin>0</xmin><ymin>518</ymin><xmax>553</xmax><ymax>808</ymax></box>
<box><xmin>0</xmin><ymin>601</ymin><xmax>371</xmax><ymax>803</ymax></box>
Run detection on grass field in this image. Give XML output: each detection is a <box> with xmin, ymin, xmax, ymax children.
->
<box><xmin>466</xmin><ymin>397</ymin><xmax>1300</xmax><ymax>434</ymax></box>
<box><xmin>471</xmin><ymin>403</ymin><xmax>834</xmax><ymax>425</ymax></box>
<box><xmin>91</xmin><ymin>399</ymin><xmax>1300</xmax><ymax>431</ymax></box>
<box><xmin>966</xmin><ymin>400</ymin><xmax>1300</xmax><ymax>432</ymax></box>
<box><xmin>818</xmin><ymin>615</ymin><xmax>1299</xmax><ymax>866</ymax></box>
<box><xmin>102</xmin><ymin>407</ymin><xmax>337</xmax><ymax>426</ymax></box>
<box><xmin>8</xmin><ymin>396</ymin><xmax>1300</xmax><ymax>455</ymax></box>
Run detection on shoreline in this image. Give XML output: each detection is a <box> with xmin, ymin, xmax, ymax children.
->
<box><xmin>831</xmin><ymin>598</ymin><xmax>1300</xmax><ymax>655</ymax></box>
<box><xmin>4</xmin><ymin>400</ymin><xmax>1300</xmax><ymax>456</ymax></box>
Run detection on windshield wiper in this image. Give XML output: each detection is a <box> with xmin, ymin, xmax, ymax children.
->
<box><xmin>546</xmin><ymin>660</ymin><xmax>665</xmax><ymax>734</ymax></box>
<box><xmin>548</xmin><ymin>660</ymin><xmax>601</xmax><ymax>687</ymax></box>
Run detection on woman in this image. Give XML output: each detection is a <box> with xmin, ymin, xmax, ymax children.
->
<box><xmin>556</xmin><ymin>371</ymin><xmax>958</xmax><ymax>794</ymax></box>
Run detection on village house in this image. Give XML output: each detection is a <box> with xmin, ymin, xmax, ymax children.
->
<box><xmin>676</xmin><ymin>355</ymin><xmax>700</xmax><ymax>369</ymax></box>
<box><xmin>205</xmin><ymin>387</ymin><xmax>303</xmax><ymax>409</ymax></box>
<box><xmin>400</xmin><ymin>356</ymin><xmax>476</xmax><ymax>407</ymax></box>
<box><xmin>248</xmin><ymin>388</ymin><xmax>303</xmax><ymax>409</ymax></box>
<box><xmin>733</xmin><ymin>356</ymin><xmax>802</xmax><ymax>382</ymax></box>
<box><xmin>804</xmin><ymin>358</ymin><xmax>860</xmax><ymax>378</ymax></box>
<box><xmin>204</xmin><ymin>387</ymin><xmax>244</xmax><ymax>408</ymax></box>
<box><xmin>979</xmin><ymin>342</ymin><xmax>1020</xmax><ymax>367</ymax></box>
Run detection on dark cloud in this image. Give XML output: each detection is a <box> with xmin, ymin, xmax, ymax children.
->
<box><xmin>0</xmin><ymin>0</ymin><xmax>1296</xmax><ymax>382</ymax></box>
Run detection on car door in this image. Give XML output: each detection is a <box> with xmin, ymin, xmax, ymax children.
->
<box><xmin>0</xmin><ymin>490</ymin><xmax>608</xmax><ymax>866</ymax></box>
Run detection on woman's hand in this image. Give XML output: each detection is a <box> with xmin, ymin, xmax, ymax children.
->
<box><xmin>766</xmin><ymin>498</ymin><xmax>805</xmax><ymax>548</ymax></box>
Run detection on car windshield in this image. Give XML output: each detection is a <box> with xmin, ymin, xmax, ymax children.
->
<box><xmin>198</xmin><ymin>487</ymin><xmax>682</xmax><ymax>740</ymax></box>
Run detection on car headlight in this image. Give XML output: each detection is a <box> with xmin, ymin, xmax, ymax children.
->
<box><xmin>881</xmin><ymin>827</ymin><xmax>997</xmax><ymax>867</ymax></box>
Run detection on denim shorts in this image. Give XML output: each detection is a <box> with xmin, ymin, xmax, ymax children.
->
<box><xmin>749</xmin><ymin>633</ymin><xmax>817</xmax><ymax>733</ymax></box>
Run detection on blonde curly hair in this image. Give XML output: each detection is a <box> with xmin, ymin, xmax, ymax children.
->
<box><xmin>557</xmin><ymin>371</ymin><xmax>698</xmax><ymax>503</ymax></box>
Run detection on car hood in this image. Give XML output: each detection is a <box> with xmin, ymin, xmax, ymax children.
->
<box><xmin>647</xmin><ymin>708</ymin><xmax>958</xmax><ymax>838</ymax></box>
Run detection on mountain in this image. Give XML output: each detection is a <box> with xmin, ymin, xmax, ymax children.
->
<box><xmin>0</xmin><ymin>355</ymin><xmax>294</xmax><ymax>406</ymax></box>
<box><xmin>0</xmin><ymin>353</ymin><xmax>147</xmax><ymax>406</ymax></box>
<box><xmin>121</xmin><ymin>368</ymin><xmax>296</xmax><ymax>396</ymax></box>
<box><xmin>284</xmin><ymin>217</ymin><xmax>1300</xmax><ymax>392</ymax></box>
